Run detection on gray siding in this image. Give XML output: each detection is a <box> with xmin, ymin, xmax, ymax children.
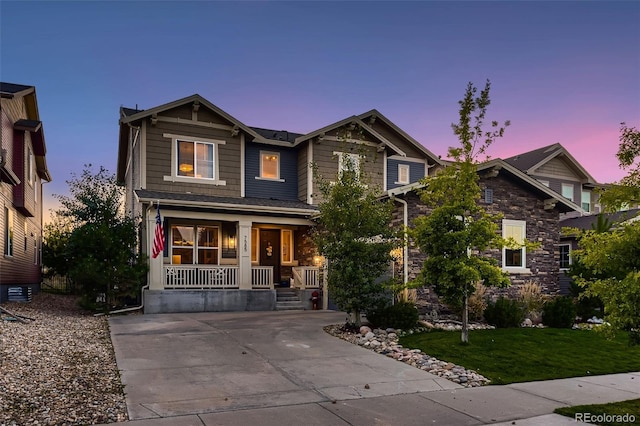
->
<box><xmin>387</xmin><ymin>159</ymin><xmax>425</xmax><ymax>190</ymax></box>
<box><xmin>367</xmin><ymin>120</ymin><xmax>428</xmax><ymax>159</ymax></box>
<box><xmin>145</xmin><ymin>120</ymin><xmax>242</xmax><ymax>197</ymax></box>
<box><xmin>298</xmin><ymin>143</ymin><xmax>308</xmax><ymax>202</ymax></box>
<box><xmin>244</xmin><ymin>143</ymin><xmax>298</xmax><ymax>201</ymax></box>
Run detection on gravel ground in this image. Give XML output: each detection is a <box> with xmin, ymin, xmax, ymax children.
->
<box><xmin>0</xmin><ymin>293</ymin><xmax>128</xmax><ymax>425</ymax></box>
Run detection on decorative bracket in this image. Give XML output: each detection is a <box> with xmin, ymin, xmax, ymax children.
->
<box><xmin>231</xmin><ymin>125</ymin><xmax>239</xmax><ymax>137</ymax></box>
<box><xmin>486</xmin><ymin>166</ymin><xmax>501</xmax><ymax>178</ymax></box>
<box><xmin>150</xmin><ymin>114</ymin><xmax>158</xmax><ymax>126</ymax></box>
<box><xmin>544</xmin><ymin>198</ymin><xmax>558</xmax><ymax>210</ymax></box>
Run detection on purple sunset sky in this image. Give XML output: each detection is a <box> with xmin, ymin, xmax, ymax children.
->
<box><xmin>1</xmin><ymin>1</ymin><xmax>639</xmax><ymax>216</ymax></box>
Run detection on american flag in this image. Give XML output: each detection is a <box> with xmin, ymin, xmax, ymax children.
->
<box><xmin>152</xmin><ymin>204</ymin><xmax>165</xmax><ymax>259</ymax></box>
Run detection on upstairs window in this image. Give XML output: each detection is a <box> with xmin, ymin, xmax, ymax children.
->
<box><xmin>581</xmin><ymin>190</ymin><xmax>591</xmax><ymax>212</ymax></box>
<box><xmin>258</xmin><ymin>151</ymin><xmax>282</xmax><ymax>181</ymax></box>
<box><xmin>562</xmin><ymin>183</ymin><xmax>574</xmax><ymax>202</ymax></box>
<box><xmin>164</xmin><ymin>133</ymin><xmax>226</xmax><ymax>185</ymax></box>
<box><xmin>178</xmin><ymin>140</ymin><xmax>214</xmax><ymax>179</ymax></box>
<box><xmin>397</xmin><ymin>164</ymin><xmax>410</xmax><ymax>184</ymax></box>
<box><xmin>336</xmin><ymin>152</ymin><xmax>361</xmax><ymax>179</ymax></box>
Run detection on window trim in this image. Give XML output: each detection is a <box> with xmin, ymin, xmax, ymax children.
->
<box><xmin>27</xmin><ymin>146</ymin><xmax>34</xmax><ymax>187</ymax></box>
<box><xmin>163</xmin><ymin>133</ymin><xmax>226</xmax><ymax>185</ymax></box>
<box><xmin>581</xmin><ymin>190</ymin><xmax>591</xmax><ymax>212</ymax></box>
<box><xmin>502</xmin><ymin>219</ymin><xmax>530</xmax><ymax>273</ymax></box>
<box><xmin>281</xmin><ymin>229</ymin><xmax>294</xmax><ymax>265</ymax></box>
<box><xmin>170</xmin><ymin>224</ymin><xmax>221</xmax><ymax>265</ymax></box>
<box><xmin>559</xmin><ymin>243</ymin><xmax>572</xmax><ymax>270</ymax></box>
<box><xmin>561</xmin><ymin>183</ymin><xmax>574</xmax><ymax>202</ymax></box>
<box><xmin>256</xmin><ymin>151</ymin><xmax>285</xmax><ymax>182</ymax></box>
<box><xmin>251</xmin><ymin>228</ymin><xmax>259</xmax><ymax>264</ymax></box>
<box><xmin>538</xmin><ymin>180</ymin><xmax>550</xmax><ymax>187</ymax></box>
<box><xmin>4</xmin><ymin>207</ymin><xmax>13</xmax><ymax>257</ymax></box>
<box><xmin>395</xmin><ymin>164</ymin><xmax>410</xmax><ymax>185</ymax></box>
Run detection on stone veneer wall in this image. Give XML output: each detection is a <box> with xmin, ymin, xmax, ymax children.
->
<box><xmin>392</xmin><ymin>172</ymin><xmax>561</xmax><ymax>315</ymax></box>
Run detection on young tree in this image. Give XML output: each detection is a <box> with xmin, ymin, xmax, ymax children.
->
<box><xmin>45</xmin><ymin>165</ymin><xmax>147</xmax><ymax>311</ymax></box>
<box><xmin>410</xmin><ymin>80</ymin><xmax>511</xmax><ymax>343</ymax></box>
<box><xmin>574</xmin><ymin>124</ymin><xmax>640</xmax><ymax>345</ymax></box>
<box><xmin>312</xmin><ymin>149</ymin><xmax>397</xmax><ymax>327</ymax></box>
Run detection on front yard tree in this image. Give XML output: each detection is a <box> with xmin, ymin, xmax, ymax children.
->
<box><xmin>313</xmin><ymin>151</ymin><xmax>396</xmax><ymax>327</ymax></box>
<box><xmin>411</xmin><ymin>80</ymin><xmax>511</xmax><ymax>343</ymax></box>
<box><xmin>575</xmin><ymin>123</ymin><xmax>640</xmax><ymax>345</ymax></box>
<box><xmin>46</xmin><ymin>165</ymin><xmax>148</xmax><ymax>311</ymax></box>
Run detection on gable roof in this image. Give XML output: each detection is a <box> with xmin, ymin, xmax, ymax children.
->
<box><xmin>560</xmin><ymin>208</ymin><xmax>640</xmax><ymax>231</ymax></box>
<box><xmin>358</xmin><ymin>109</ymin><xmax>443</xmax><ymax>166</ymax></box>
<box><xmin>0</xmin><ymin>82</ymin><xmax>51</xmax><ymax>182</ymax></box>
<box><xmin>386</xmin><ymin>158</ymin><xmax>583</xmax><ymax>214</ymax></box>
<box><xmin>250</xmin><ymin>127</ymin><xmax>304</xmax><ymax>144</ymax></box>
<box><xmin>504</xmin><ymin>143</ymin><xmax>597</xmax><ymax>184</ymax></box>
<box><xmin>293</xmin><ymin>115</ymin><xmax>407</xmax><ymax>156</ymax></box>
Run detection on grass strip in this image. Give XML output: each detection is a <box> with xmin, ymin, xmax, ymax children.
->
<box><xmin>554</xmin><ymin>399</ymin><xmax>640</xmax><ymax>425</ymax></box>
<box><xmin>399</xmin><ymin>328</ymin><xmax>640</xmax><ymax>384</ymax></box>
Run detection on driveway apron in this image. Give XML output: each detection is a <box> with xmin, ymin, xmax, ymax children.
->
<box><xmin>109</xmin><ymin>310</ymin><xmax>460</xmax><ymax>420</ymax></box>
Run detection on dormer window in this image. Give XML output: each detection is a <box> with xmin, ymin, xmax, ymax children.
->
<box><xmin>397</xmin><ymin>164</ymin><xmax>410</xmax><ymax>184</ymax></box>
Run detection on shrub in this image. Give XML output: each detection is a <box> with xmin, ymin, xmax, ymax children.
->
<box><xmin>366</xmin><ymin>301</ymin><xmax>419</xmax><ymax>330</ymax></box>
<box><xmin>518</xmin><ymin>282</ymin><xmax>546</xmax><ymax>323</ymax></box>
<box><xmin>484</xmin><ymin>297</ymin><xmax>524</xmax><ymax>328</ymax></box>
<box><xmin>542</xmin><ymin>296</ymin><xmax>577</xmax><ymax>328</ymax></box>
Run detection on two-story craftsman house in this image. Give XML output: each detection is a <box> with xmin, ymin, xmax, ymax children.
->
<box><xmin>1</xmin><ymin>82</ymin><xmax>52</xmax><ymax>302</ymax></box>
<box><xmin>117</xmin><ymin>94</ymin><xmax>442</xmax><ymax>313</ymax></box>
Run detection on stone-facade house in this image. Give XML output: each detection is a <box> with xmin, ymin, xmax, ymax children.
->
<box><xmin>116</xmin><ymin>94</ymin><xmax>442</xmax><ymax>313</ymax></box>
<box><xmin>0</xmin><ymin>83</ymin><xmax>52</xmax><ymax>302</ymax></box>
<box><xmin>386</xmin><ymin>159</ymin><xmax>582</xmax><ymax>312</ymax></box>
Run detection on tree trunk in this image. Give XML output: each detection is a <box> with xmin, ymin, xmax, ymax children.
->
<box><xmin>461</xmin><ymin>293</ymin><xmax>469</xmax><ymax>344</ymax></box>
<box><xmin>354</xmin><ymin>309</ymin><xmax>361</xmax><ymax>327</ymax></box>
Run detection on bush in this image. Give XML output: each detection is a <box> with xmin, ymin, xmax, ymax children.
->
<box><xmin>542</xmin><ymin>296</ymin><xmax>576</xmax><ymax>328</ymax></box>
<box><xmin>484</xmin><ymin>297</ymin><xmax>524</xmax><ymax>328</ymax></box>
<box><xmin>366</xmin><ymin>301</ymin><xmax>419</xmax><ymax>330</ymax></box>
<box><xmin>518</xmin><ymin>282</ymin><xmax>546</xmax><ymax>324</ymax></box>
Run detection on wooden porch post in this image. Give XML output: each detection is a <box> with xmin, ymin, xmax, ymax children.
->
<box><xmin>238</xmin><ymin>220</ymin><xmax>252</xmax><ymax>290</ymax></box>
<box><xmin>147</xmin><ymin>206</ymin><xmax>164</xmax><ymax>290</ymax></box>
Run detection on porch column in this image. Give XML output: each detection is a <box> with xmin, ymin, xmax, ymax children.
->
<box><xmin>147</xmin><ymin>207</ymin><xmax>164</xmax><ymax>290</ymax></box>
<box><xmin>238</xmin><ymin>220</ymin><xmax>252</xmax><ymax>290</ymax></box>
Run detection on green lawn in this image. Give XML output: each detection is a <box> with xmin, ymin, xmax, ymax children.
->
<box><xmin>399</xmin><ymin>328</ymin><xmax>640</xmax><ymax>385</ymax></box>
<box><xmin>555</xmin><ymin>399</ymin><xmax>640</xmax><ymax>425</ymax></box>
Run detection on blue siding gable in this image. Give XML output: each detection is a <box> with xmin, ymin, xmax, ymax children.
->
<box><xmin>387</xmin><ymin>159</ymin><xmax>425</xmax><ymax>190</ymax></box>
<box><xmin>245</xmin><ymin>143</ymin><xmax>299</xmax><ymax>201</ymax></box>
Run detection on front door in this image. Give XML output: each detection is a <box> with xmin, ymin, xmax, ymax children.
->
<box><xmin>260</xmin><ymin>230</ymin><xmax>280</xmax><ymax>284</ymax></box>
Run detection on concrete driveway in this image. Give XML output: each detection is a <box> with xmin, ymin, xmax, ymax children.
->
<box><xmin>109</xmin><ymin>310</ymin><xmax>461</xmax><ymax>422</ymax></box>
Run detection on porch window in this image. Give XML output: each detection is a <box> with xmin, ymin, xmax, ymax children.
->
<box><xmin>502</xmin><ymin>219</ymin><xmax>527</xmax><ymax>270</ymax></box>
<box><xmin>281</xmin><ymin>229</ymin><xmax>293</xmax><ymax>263</ymax></box>
<box><xmin>171</xmin><ymin>225</ymin><xmax>219</xmax><ymax>265</ymax></box>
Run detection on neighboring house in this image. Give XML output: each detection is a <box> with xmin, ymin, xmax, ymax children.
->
<box><xmin>0</xmin><ymin>82</ymin><xmax>52</xmax><ymax>302</ymax></box>
<box><xmin>504</xmin><ymin>143</ymin><xmax>598</xmax><ymax>217</ymax></box>
<box><xmin>386</xmin><ymin>158</ymin><xmax>582</xmax><ymax>312</ymax></box>
<box><xmin>116</xmin><ymin>94</ymin><xmax>442</xmax><ymax>313</ymax></box>
<box><xmin>558</xmin><ymin>208</ymin><xmax>640</xmax><ymax>295</ymax></box>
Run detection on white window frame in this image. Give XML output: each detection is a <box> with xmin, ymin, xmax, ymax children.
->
<box><xmin>396</xmin><ymin>164</ymin><xmax>410</xmax><ymax>185</ymax></box>
<box><xmin>256</xmin><ymin>151</ymin><xmax>284</xmax><ymax>182</ymax></box>
<box><xmin>251</xmin><ymin>228</ymin><xmax>259</xmax><ymax>264</ymax></box>
<box><xmin>502</xmin><ymin>219</ymin><xmax>529</xmax><ymax>273</ymax></box>
<box><xmin>4</xmin><ymin>207</ymin><xmax>13</xmax><ymax>257</ymax></box>
<box><xmin>561</xmin><ymin>183</ymin><xmax>574</xmax><ymax>202</ymax></box>
<box><xmin>170</xmin><ymin>224</ymin><xmax>221</xmax><ymax>265</ymax></box>
<box><xmin>281</xmin><ymin>229</ymin><xmax>294</xmax><ymax>264</ymax></box>
<box><xmin>559</xmin><ymin>243</ymin><xmax>571</xmax><ymax>270</ymax></box>
<box><xmin>27</xmin><ymin>146</ymin><xmax>34</xmax><ymax>187</ymax></box>
<box><xmin>163</xmin><ymin>133</ymin><xmax>226</xmax><ymax>185</ymax></box>
<box><xmin>335</xmin><ymin>151</ymin><xmax>361</xmax><ymax>179</ymax></box>
<box><xmin>581</xmin><ymin>190</ymin><xmax>591</xmax><ymax>212</ymax></box>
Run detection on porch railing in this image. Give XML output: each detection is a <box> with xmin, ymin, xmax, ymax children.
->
<box><xmin>163</xmin><ymin>265</ymin><xmax>239</xmax><ymax>289</ymax></box>
<box><xmin>251</xmin><ymin>266</ymin><xmax>274</xmax><ymax>289</ymax></box>
<box><xmin>292</xmin><ymin>266</ymin><xmax>320</xmax><ymax>289</ymax></box>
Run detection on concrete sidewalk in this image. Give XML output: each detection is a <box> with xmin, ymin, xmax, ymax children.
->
<box><xmin>107</xmin><ymin>311</ymin><xmax>640</xmax><ymax>425</ymax></box>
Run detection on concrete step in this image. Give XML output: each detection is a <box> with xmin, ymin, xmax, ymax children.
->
<box><xmin>277</xmin><ymin>296</ymin><xmax>301</xmax><ymax>302</ymax></box>
<box><xmin>275</xmin><ymin>300</ymin><xmax>305</xmax><ymax>311</ymax></box>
